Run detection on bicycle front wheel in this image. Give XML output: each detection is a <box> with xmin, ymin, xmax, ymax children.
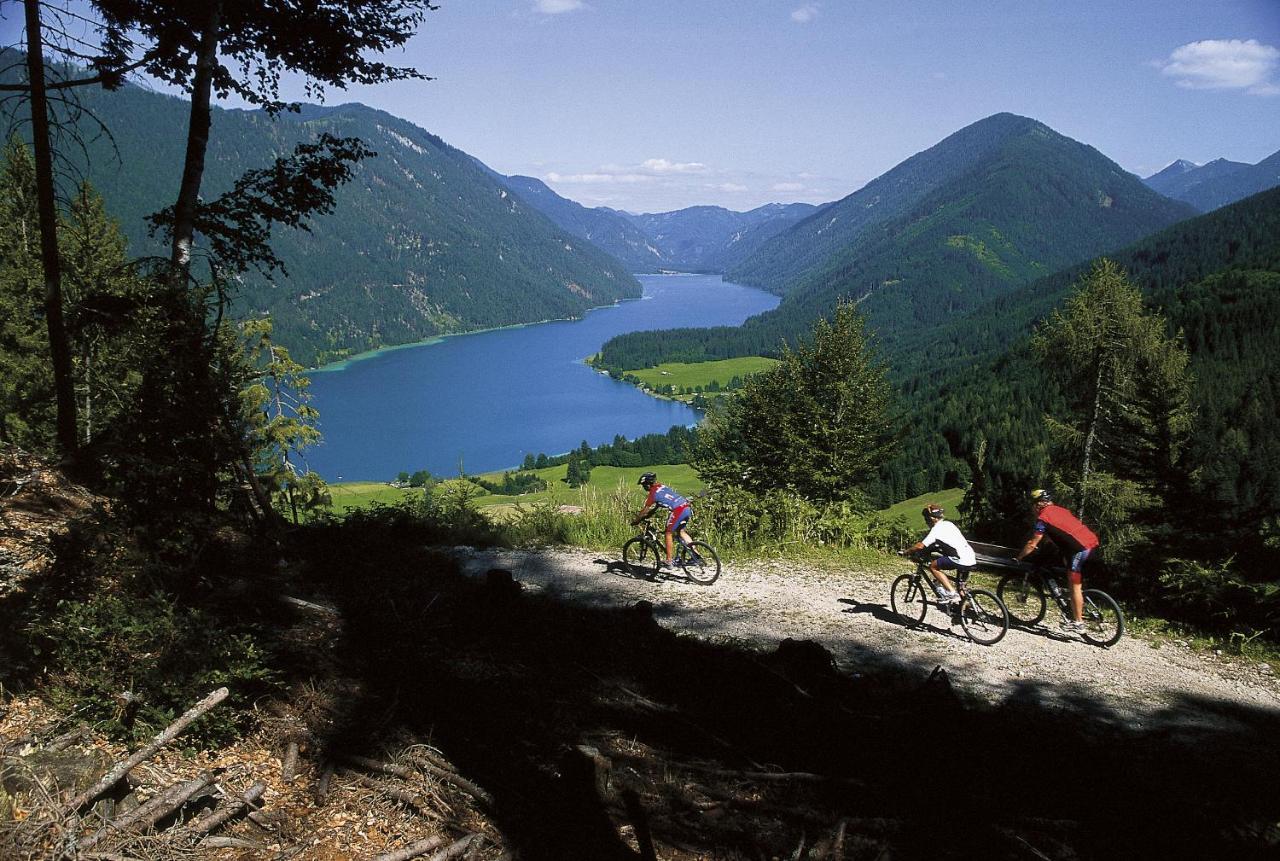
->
<box><xmin>959</xmin><ymin>588</ymin><xmax>1009</xmax><ymax>645</ymax></box>
<box><xmin>679</xmin><ymin>541</ymin><xmax>721</xmax><ymax>585</ymax></box>
<box><xmin>997</xmin><ymin>572</ymin><xmax>1047</xmax><ymax>626</ymax></box>
<box><xmin>891</xmin><ymin>574</ymin><xmax>927</xmax><ymax>625</ymax></box>
<box><xmin>622</xmin><ymin>536</ymin><xmax>661</xmax><ymax>575</ymax></box>
<box><xmin>1080</xmin><ymin>589</ymin><xmax>1124</xmax><ymax>647</ymax></box>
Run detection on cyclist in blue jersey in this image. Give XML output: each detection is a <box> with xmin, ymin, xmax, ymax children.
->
<box><xmin>633</xmin><ymin>472</ymin><xmax>697</xmax><ymax>569</ymax></box>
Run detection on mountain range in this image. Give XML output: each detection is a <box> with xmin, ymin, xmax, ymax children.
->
<box><xmin>0</xmin><ymin>57</ymin><xmax>642</xmax><ymax>367</ymax></box>
<box><xmin>491</xmin><ymin>174</ymin><xmax>819</xmax><ymax>274</ymax></box>
<box><xmin>1143</xmin><ymin>150</ymin><xmax>1280</xmax><ymax>213</ymax></box>
<box><xmin>596</xmin><ymin>113</ymin><xmax>1199</xmax><ymax>371</ymax></box>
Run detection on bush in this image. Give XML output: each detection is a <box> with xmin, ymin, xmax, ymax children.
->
<box><xmin>27</xmin><ymin>588</ymin><xmax>278</xmax><ymax>746</ymax></box>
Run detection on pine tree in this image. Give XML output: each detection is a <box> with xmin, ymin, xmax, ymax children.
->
<box><xmin>240</xmin><ymin>318</ymin><xmax>326</xmax><ymax>524</ymax></box>
<box><xmin>694</xmin><ymin>301</ymin><xmax>897</xmax><ymax>504</ymax></box>
<box><xmin>0</xmin><ymin>137</ymin><xmax>53</xmax><ymax>447</ymax></box>
<box><xmin>1033</xmin><ymin>259</ymin><xmax>1194</xmax><ymax>550</ymax></box>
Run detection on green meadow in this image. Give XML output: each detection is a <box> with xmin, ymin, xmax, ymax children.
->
<box><xmin>325</xmin><ymin>463</ymin><xmax>704</xmax><ymax>515</ymax></box>
<box><xmin>626</xmin><ymin>356</ymin><xmax>777</xmax><ymax>401</ymax></box>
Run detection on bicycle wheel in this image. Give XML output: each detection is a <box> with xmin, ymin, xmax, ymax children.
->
<box><xmin>1080</xmin><ymin>589</ymin><xmax>1124</xmax><ymax>647</ymax></box>
<box><xmin>678</xmin><ymin>540</ymin><xmax>721</xmax><ymax>585</ymax></box>
<box><xmin>997</xmin><ymin>572</ymin><xmax>1047</xmax><ymax>626</ymax></box>
<box><xmin>891</xmin><ymin>574</ymin><xmax>927</xmax><ymax>625</ymax></box>
<box><xmin>959</xmin><ymin>588</ymin><xmax>1009</xmax><ymax>645</ymax></box>
<box><xmin>622</xmin><ymin>536</ymin><xmax>661</xmax><ymax>574</ymax></box>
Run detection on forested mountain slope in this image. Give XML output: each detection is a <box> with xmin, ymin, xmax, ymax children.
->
<box><xmin>0</xmin><ymin>68</ymin><xmax>640</xmax><ymax>366</ymax></box>
<box><xmin>496</xmin><ymin>175</ymin><xmax>665</xmax><ymax>271</ymax></box>
<box><xmin>1143</xmin><ymin>151</ymin><xmax>1280</xmax><ymax>213</ymax></box>
<box><xmin>596</xmin><ymin>113</ymin><xmax>1196</xmax><ymax>371</ymax></box>
<box><xmin>879</xmin><ymin>187</ymin><xmax>1280</xmax><ymax>543</ymax></box>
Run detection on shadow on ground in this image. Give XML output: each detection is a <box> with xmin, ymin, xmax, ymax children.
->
<box><xmin>5</xmin><ymin>511</ymin><xmax>1278</xmax><ymax>860</ymax></box>
<box><xmin>261</xmin><ymin>520</ymin><xmax>1280</xmax><ymax>861</ymax></box>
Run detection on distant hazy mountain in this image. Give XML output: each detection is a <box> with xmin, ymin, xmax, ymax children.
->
<box><xmin>0</xmin><ymin>61</ymin><xmax>640</xmax><ymax>366</ymax></box>
<box><xmin>495</xmin><ymin>175</ymin><xmax>665</xmax><ymax>271</ymax></box>
<box><xmin>1143</xmin><ymin>157</ymin><xmax>1249</xmax><ymax>203</ymax></box>
<box><xmin>1151</xmin><ymin>150</ymin><xmax>1280</xmax><ymax>213</ymax></box>
<box><xmin>597</xmin><ymin>112</ymin><xmax>1198</xmax><ymax>370</ymax></box>
<box><xmin>485</xmin><ymin>169</ymin><xmax>820</xmax><ymax>274</ymax></box>
<box><xmin>611</xmin><ymin>202</ymin><xmax>820</xmax><ymax>272</ymax></box>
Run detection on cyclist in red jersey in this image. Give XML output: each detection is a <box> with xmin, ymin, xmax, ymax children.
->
<box><xmin>1015</xmin><ymin>488</ymin><xmax>1101</xmax><ymax>634</ymax></box>
<box><xmin>632</xmin><ymin>472</ymin><xmax>696</xmax><ymax>569</ymax></box>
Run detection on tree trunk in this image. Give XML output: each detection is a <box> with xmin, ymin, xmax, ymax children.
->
<box><xmin>22</xmin><ymin>0</ymin><xmax>78</xmax><ymax>457</ymax></box>
<box><xmin>1078</xmin><ymin>359</ymin><xmax>1106</xmax><ymax>520</ymax></box>
<box><xmin>170</xmin><ymin>3</ymin><xmax>222</xmax><ymax>276</ymax></box>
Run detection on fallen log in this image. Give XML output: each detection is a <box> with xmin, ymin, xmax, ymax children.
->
<box><xmin>184</xmin><ymin>780</ymin><xmax>266</xmax><ymax>836</ymax></box>
<box><xmin>347</xmin><ymin>772</ymin><xmax>443</xmax><ymax>820</ymax></box>
<box><xmin>374</xmin><ymin>832</ymin><xmax>482</xmax><ymax>861</ymax></box>
<box><xmin>62</xmin><ymin>687</ymin><xmax>228</xmax><ymax>813</ymax></box>
<box><xmin>281</xmin><ymin>740</ymin><xmax>300</xmax><ymax>782</ymax></box>
<box><xmin>378</xmin><ymin>754</ymin><xmax>494</xmax><ymax>808</ymax></box>
<box><xmin>316</xmin><ymin>761</ymin><xmax>335</xmax><ymax>803</ymax></box>
<box><xmin>200</xmin><ymin>835</ymin><xmax>263</xmax><ymax>849</ymax></box>
<box><xmin>77</xmin><ymin>771</ymin><xmax>213</xmax><ymax>851</ymax></box>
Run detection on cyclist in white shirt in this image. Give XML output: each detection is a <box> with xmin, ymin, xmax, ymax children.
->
<box><xmin>901</xmin><ymin>503</ymin><xmax>976</xmax><ymax>604</ymax></box>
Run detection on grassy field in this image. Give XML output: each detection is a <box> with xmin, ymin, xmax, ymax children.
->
<box><xmin>325</xmin><ymin>463</ymin><xmax>703</xmax><ymax>514</ymax></box>
<box><xmin>880</xmin><ymin>486</ymin><xmax>966</xmax><ymax>525</ymax></box>
<box><xmin>626</xmin><ymin>357</ymin><xmax>777</xmax><ymax>402</ymax></box>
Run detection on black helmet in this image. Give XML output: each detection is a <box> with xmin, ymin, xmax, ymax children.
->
<box><xmin>1030</xmin><ymin>488</ymin><xmax>1053</xmax><ymax>505</ymax></box>
<box><xmin>638</xmin><ymin>472</ymin><xmax>657</xmax><ymax>488</ymax></box>
<box><xmin>922</xmin><ymin>503</ymin><xmax>944</xmax><ymax>522</ymax></box>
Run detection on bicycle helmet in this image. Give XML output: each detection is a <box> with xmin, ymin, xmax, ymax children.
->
<box><xmin>1030</xmin><ymin>488</ymin><xmax>1053</xmax><ymax>504</ymax></box>
<box><xmin>638</xmin><ymin>472</ymin><xmax>657</xmax><ymax>489</ymax></box>
<box><xmin>922</xmin><ymin>503</ymin><xmax>945</xmax><ymax>522</ymax></box>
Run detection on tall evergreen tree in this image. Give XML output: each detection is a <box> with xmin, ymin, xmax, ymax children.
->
<box><xmin>0</xmin><ymin>137</ymin><xmax>53</xmax><ymax>447</ymax></box>
<box><xmin>694</xmin><ymin>301</ymin><xmax>897</xmax><ymax>504</ymax></box>
<box><xmin>1032</xmin><ymin>259</ymin><xmax>1194</xmax><ymax>553</ymax></box>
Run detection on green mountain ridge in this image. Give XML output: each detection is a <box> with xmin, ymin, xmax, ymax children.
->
<box><xmin>597</xmin><ymin>113</ymin><xmax>1197</xmax><ymax>371</ymax></box>
<box><xmin>0</xmin><ymin>64</ymin><xmax>641</xmax><ymax>366</ymax></box>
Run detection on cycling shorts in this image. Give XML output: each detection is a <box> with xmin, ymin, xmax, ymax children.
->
<box><xmin>1068</xmin><ymin>548</ymin><xmax>1093</xmax><ymax>584</ymax></box>
<box><xmin>934</xmin><ymin>556</ymin><xmax>974</xmax><ymax>572</ymax></box>
<box><xmin>666</xmin><ymin>504</ymin><xmax>691</xmax><ymax>533</ymax></box>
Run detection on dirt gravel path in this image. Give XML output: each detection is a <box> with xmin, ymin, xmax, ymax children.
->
<box><xmin>453</xmin><ymin>546</ymin><xmax>1280</xmax><ymax>733</ymax></box>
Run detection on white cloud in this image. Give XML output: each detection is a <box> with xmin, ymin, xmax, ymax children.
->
<box><xmin>718</xmin><ymin>183</ymin><xmax>749</xmax><ymax>193</ymax></box>
<box><xmin>772</xmin><ymin>182</ymin><xmax>805</xmax><ymax>192</ymax></box>
<box><xmin>641</xmin><ymin>158</ymin><xmax>708</xmax><ymax>174</ymax></box>
<box><xmin>534</xmin><ymin>0</ymin><xmax>585</xmax><ymax>14</ymax></box>
<box><xmin>1158</xmin><ymin>38</ymin><xmax>1279</xmax><ymax>94</ymax></box>
<box><xmin>791</xmin><ymin>3</ymin><xmax>819</xmax><ymax>23</ymax></box>
<box><xmin>545</xmin><ymin>171</ymin><xmax>652</xmax><ymax>184</ymax></box>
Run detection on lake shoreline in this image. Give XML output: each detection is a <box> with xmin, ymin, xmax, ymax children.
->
<box><xmin>310</xmin><ymin>292</ymin><xmax>656</xmax><ymax>373</ymax></box>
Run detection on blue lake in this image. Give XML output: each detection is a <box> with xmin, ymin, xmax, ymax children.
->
<box><xmin>306</xmin><ymin>274</ymin><xmax>779</xmax><ymax>481</ymax></box>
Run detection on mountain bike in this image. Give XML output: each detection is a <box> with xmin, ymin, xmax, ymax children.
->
<box><xmin>890</xmin><ymin>550</ymin><xmax>1009</xmax><ymax>645</ymax></box>
<box><xmin>995</xmin><ymin>564</ymin><xmax>1124</xmax><ymax>647</ymax></box>
<box><xmin>622</xmin><ymin>516</ymin><xmax>721</xmax><ymax>585</ymax></box>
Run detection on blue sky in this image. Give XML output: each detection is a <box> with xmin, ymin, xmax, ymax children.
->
<box><xmin>5</xmin><ymin>1</ymin><xmax>1280</xmax><ymax>212</ymax></box>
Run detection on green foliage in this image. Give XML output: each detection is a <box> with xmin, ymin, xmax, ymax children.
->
<box><xmin>30</xmin><ymin>589</ymin><xmax>278</xmax><ymax>745</ymax></box>
<box><xmin>240</xmin><ymin>318</ymin><xmax>328</xmax><ymax>523</ymax></box>
<box><xmin>1159</xmin><ymin>557</ymin><xmax>1280</xmax><ymax>632</ymax></box>
<box><xmin>0</xmin><ymin>138</ymin><xmax>52</xmax><ymax>449</ymax></box>
<box><xmin>694</xmin><ymin>302</ymin><xmax>897</xmax><ymax>504</ymax></box>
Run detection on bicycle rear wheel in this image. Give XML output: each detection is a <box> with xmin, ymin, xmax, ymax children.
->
<box><xmin>959</xmin><ymin>588</ymin><xmax>1009</xmax><ymax>645</ymax></box>
<box><xmin>622</xmin><ymin>536</ymin><xmax>661</xmax><ymax>575</ymax></box>
<box><xmin>891</xmin><ymin>574</ymin><xmax>928</xmax><ymax>625</ymax></box>
<box><xmin>997</xmin><ymin>572</ymin><xmax>1047</xmax><ymax>626</ymax></box>
<box><xmin>678</xmin><ymin>540</ymin><xmax>721</xmax><ymax>585</ymax></box>
<box><xmin>1080</xmin><ymin>589</ymin><xmax>1124</xmax><ymax>647</ymax></box>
